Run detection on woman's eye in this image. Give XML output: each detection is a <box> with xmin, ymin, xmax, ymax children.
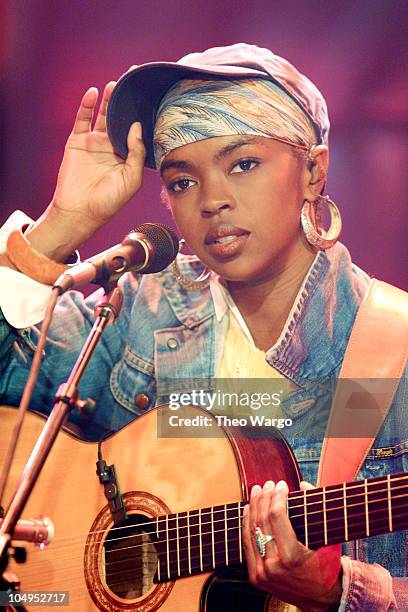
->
<box><xmin>169</xmin><ymin>178</ymin><xmax>195</xmax><ymax>193</ymax></box>
<box><xmin>230</xmin><ymin>159</ymin><xmax>258</xmax><ymax>174</ymax></box>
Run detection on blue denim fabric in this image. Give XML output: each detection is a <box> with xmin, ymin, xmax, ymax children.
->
<box><xmin>1</xmin><ymin>241</ymin><xmax>407</xmax><ymax>608</ymax></box>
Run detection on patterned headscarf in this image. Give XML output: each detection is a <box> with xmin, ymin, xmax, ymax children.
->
<box><xmin>153</xmin><ymin>78</ymin><xmax>318</xmax><ymax>168</ymax></box>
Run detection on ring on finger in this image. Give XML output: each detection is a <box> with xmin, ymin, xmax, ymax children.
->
<box><xmin>255</xmin><ymin>526</ymin><xmax>274</xmax><ymax>557</ymax></box>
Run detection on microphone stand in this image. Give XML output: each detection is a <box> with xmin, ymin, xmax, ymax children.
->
<box><xmin>0</xmin><ymin>286</ymin><xmax>123</xmax><ymax>568</ymax></box>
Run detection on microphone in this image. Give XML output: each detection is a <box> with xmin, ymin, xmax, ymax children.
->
<box><xmin>54</xmin><ymin>223</ymin><xmax>179</xmax><ymax>294</ymax></box>
<box><xmin>0</xmin><ymin>516</ymin><xmax>54</xmax><ymax>546</ymax></box>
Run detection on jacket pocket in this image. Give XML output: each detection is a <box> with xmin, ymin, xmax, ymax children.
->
<box><xmin>110</xmin><ymin>346</ymin><xmax>156</xmax><ymax>415</ymax></box>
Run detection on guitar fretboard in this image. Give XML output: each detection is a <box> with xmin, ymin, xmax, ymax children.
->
<box><xmin>154</xmin><ymin>472</ymin><xmax>408</xmax><ymax>582</ymax></box>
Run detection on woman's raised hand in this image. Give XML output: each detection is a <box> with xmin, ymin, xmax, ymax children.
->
<box><xmin>27</xmin><ymin>82</ymin><xmax>146</xmax><ymax>261</ymax></box>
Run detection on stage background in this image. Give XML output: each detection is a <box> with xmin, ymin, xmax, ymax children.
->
<box><xmin>1</xmin><ymin>0</ymin><xmax>407</xmax><ymax>289</ymax></box>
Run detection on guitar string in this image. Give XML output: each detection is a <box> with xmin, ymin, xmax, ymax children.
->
<box><xmin>32</xmin><ymin>475</ymin><xmax>408</xmax><ymax>547</ymax></box>
<box><xmin>278</xmin><ymin>482</ymin><xmax>408</xmax><ymax>520</ymax></box>
<box><xmin>289</xmin><ymin>477</ymin><xmax>408</xmax><ymax>509</ymax></box>
<box><xmin>20</xmin><ymin>477</ymin><xmax>408</xmax><ymax>592</ymax></box>
<box><xmin>39</xmin><ymin>478</ymin><xmax>408</xmax><ymax>548</ymax></box>
<box><xmin>102</xmin><ymin>502</ymin><xmax>408</xmax><ymax>569</ymax></box>
<box><xmin>22</xmin><ymin>503</ymin><xmax>408</xmax><ymax>589</ymax></box>
<box><xmin>39</xmin><ymin>492</ymin><xmax>405</xmax><ymax>555</ymax></box>
<box><xmin>102</xmin><ymin>506</ymin><xmax>408</xmax><ymax>582</ymax></box>
<box><xmin>101</xmin><ymin>490</ymin><xmax>408</xmax><ymax>559</ymax></box>
<box><xmin>23</xmin><ymin>499</ymin><xmax>408</xmax><ymax>588</ymax></box>
<box><xmin>71</xmin><ymin>506</ymin><xmax>408</xmax><ymax>587</ymax></box>
<box><xmin>38</xmin><ymin>486</ymin><xmax>408</xmax><ymax>561</ymax></box>
<box><xmin>38</xmin><ymin>496</ymin><xmax>408</xmax><ymax>570</ymax></box>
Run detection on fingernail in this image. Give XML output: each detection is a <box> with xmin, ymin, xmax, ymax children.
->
<box><xmin>275</xmin><ymin>480</ymin><xmax>288</xmax><ymax>491</ymax></box>
<box><xmin>250</xmin><ymin>485</ymin><xmax>261</xmax><ymax>498</ymax></box>
<box><xmin>243</xmin><ymin>504</ymin><xmax>249</xmax><ymax>516</ymax></box>
<box><xmin>263</xmin><ymin>480</ymin><xmax>275</xmax><ymax>490</ymax></box>
<box><xmin>133</xmin><ymin>122</ymin><xmax>142</xmax><ymax>139</ymax></box>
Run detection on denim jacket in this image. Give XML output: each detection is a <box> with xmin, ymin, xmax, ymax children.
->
<box><xmin>0</xmin><ymin>242</ymin><xmax>407</xmax><ymax>610</ymax></box>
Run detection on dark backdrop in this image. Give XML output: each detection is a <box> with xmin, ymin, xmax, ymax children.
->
<box><xmin>1</xmin><ymin>0</ymin><xmax>407</xmax><ymax>289</ymax></box>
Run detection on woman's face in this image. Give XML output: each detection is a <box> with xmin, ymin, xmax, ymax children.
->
<box><xmin>160</xmin><ymin>134</ymin><xmax>312</xmax><ymax>286</ymax></box>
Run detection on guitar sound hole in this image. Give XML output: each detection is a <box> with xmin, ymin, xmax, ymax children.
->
<box><xmin>103</xmin><ymin>514</ymin><xmax>157</xmax><ymax>599</ymax></box>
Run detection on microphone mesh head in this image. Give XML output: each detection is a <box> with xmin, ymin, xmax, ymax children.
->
<box><xmin>134</xmin><ymin>223</ymin><xmax>180</xmax><ymax>273</ymax></box>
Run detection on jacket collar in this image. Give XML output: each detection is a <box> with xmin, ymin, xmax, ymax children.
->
<box><xmin>266</xmin><ymin>243</ymin><xmax>369</xmax><ymax>387</ymax></box>
<box><xmin>158</xmin><ymin>243</ymin><xmax>369</xmax><ymax>388</ymax></box>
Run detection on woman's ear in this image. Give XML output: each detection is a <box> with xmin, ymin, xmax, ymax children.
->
<box><xmin>303</xmin><ymin>145</ymin><xmax>329</xmax><ymax>200</ymax></box>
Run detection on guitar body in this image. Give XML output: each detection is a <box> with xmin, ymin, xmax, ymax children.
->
<box><xmin>0</xmin><ymin>405</ymin><xmax>301</xmax><ymax>611</ymax></box>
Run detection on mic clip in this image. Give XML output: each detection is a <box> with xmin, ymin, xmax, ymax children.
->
<box><xmin>96</xmin><ymin>460</ymin><xmax>127</xmax><ymax>526</ymax></box>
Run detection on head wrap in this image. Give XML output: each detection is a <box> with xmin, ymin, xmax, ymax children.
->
<box><xmin>153</xmin><ymin>78</ymin><xmax>318</xmax><ymax>168</ymax></box>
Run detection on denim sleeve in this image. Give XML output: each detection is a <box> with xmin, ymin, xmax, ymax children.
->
<box><xmin>0</xmin><ymin>273</ymin><xmax>139</xmax><ymax>440</ymax></box>
<box><xmin>339</xmin><ymin>556</ymin><xmax>406</xmax><ymax>610</ymax></box>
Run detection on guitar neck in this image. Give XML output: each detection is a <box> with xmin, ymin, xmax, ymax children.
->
<box><xmin>155</xmin><ymin>472</ymin><xmax>408</xmax><ymax>581</ymax></box>
<box><xmin>288</xmin><ymin>471</ymin><xmax>408</xmax><ymax>548</ymax></box>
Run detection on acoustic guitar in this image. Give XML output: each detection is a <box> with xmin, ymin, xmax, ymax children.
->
<box><xmin>1</xmin><ymin>405</ymin><xmax>406</xmax><ymax>611</ymax></box>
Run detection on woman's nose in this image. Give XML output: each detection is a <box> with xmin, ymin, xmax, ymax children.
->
<box><xmin>200</xmin><ymin>182</ymin><xmax>236</xmax><ymax>217</ymax></box>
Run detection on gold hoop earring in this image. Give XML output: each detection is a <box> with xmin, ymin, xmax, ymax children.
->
<box><xmin>301</xmin><ymin>195</ymin><xmax>342</xmax><ymax>250</ymax></box>
<box><xmin>171</xmin><ymin>239</ymin><xmax>211</xmax><ymax>291</ymax></box>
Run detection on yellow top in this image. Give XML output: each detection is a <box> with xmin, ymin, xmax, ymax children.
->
<box><xmin>218</xmin><ymin>310</ymin><xmax>284</xmax><ymax>379</ymax></box>
<box><xmin>215</xmin><ymin>312</ymin><xmax>292</xmax><ymax>422</ymax></box>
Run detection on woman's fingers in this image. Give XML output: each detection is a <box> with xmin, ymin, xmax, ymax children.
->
<box><xmin>243</xmin><ymin>485</ymin><xmax>262</xmax><ymax>561</ymax></box>
<box><xmin>71</xmin><ymin>87</ymin><xmax>98</xmax><ymax>134</ymax></box>
<box><xmin>264</xmin><ymin>480</ymin><xmax>299</xmax><ymax>566</ymax></box>
<box><xmin>71</xmin><ymin>81</ymin><xmax>117</xmax><ymax>135</ymax></box>
<box><xmin>242</xmin><ymin>503</ymin><xmax>257</xmax><ymax>576</ymax></box>
<box><xmin>121</xmin><ymin>121</ymin><xmax>146</xmax><ymax>194</ymax></box>
<box><xmin>94</xmin><ymin>81</ymin><xmax>116</xmax><ymax>132</ymax></box>
<box><xmin>245</xmin><ymin>481</ymin><xmax>302</xmax><ymax>571</ymax></box>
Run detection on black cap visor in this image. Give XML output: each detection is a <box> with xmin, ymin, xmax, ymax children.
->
<box><xmin>107</xmin><ymin>62</ymin><xmax>266</xmax><ymax>169</ymax></box>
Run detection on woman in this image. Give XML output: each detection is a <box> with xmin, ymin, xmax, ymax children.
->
<box><xmin>0</xmin><ymin>44</ymin><xmax>406</xmax><ymax>610</ymax></box>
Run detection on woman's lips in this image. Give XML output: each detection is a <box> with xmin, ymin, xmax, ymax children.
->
<box><xmin>204</xmin><ymin>224</ymin><xmax>250</xmax><ymax>258</ymax></box>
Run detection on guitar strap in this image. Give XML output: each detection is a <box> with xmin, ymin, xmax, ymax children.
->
<box><xmin>317</xmin><ymin>279</ymin><xmax>408</xmax><ymax>487</ymax></box>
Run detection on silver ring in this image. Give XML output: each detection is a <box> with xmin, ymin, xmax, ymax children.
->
<box><xmin>255</xmin><ymin>526</ymin><xmax>274</xmax><ymax>557</ymax></box>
